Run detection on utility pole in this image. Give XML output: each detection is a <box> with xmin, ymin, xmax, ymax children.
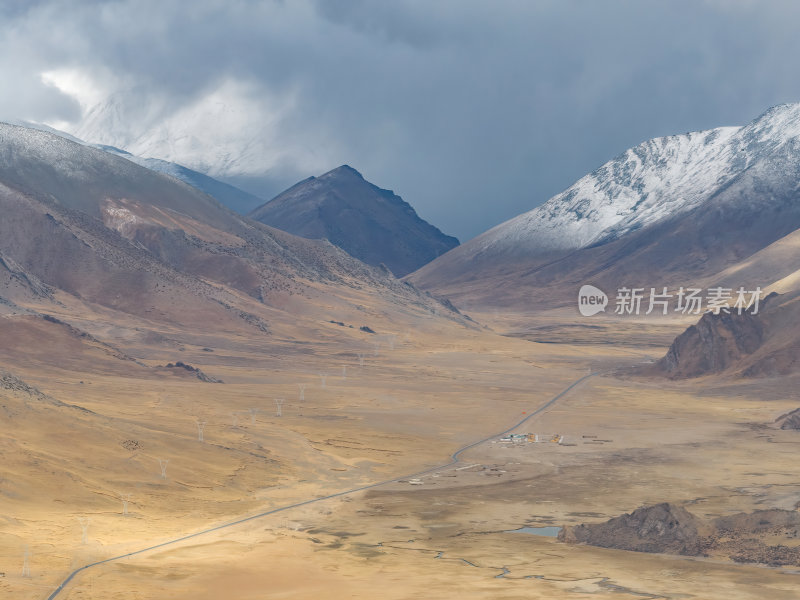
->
<box><xmin>22</xmin><ymin>545</ymin><xmax>31</xmax><ymax>578</ymax></box>
<box><xmin>119</xmin><ymin>492</ymin><xmax>132</xmax><ymax>516</ymax></box>
<box><xmin>158</xmin><ymin>459</ymin><xmax>169</xmax><ymax>479</ymax></box>
<box><xmin>77</xmin><ymin>517</ymin><xmax>90</xmax><ymax>544</ymax></box>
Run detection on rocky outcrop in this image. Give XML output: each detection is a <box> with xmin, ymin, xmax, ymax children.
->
<box><xmin>652</xmin><ymin>291</ymin><xmax>800</xmax><ymax>379</ymax></box>
<box><xmin>558</xmin><ymin>503</ymin><xmax>706</xmax><ymax>556</ymax></box>
<box><xmin>164</xmin><ymin>361</ymin><xmax>223</xmax><ymax>383</ymax></box>
<box><xmin>0</xmin><ymin>369</ymin><xmax>91</xmax><ymax>412</ymax></box>
<box><xmin>775</xmin><ymin>408</ymin><xmax>800</xmax><ymax>430</ymax></box>
<box><xmin>559</xmin><ymin>504</ymin><xmax>800</xmax><ymax>567</ymax></box>
<box><xmin>713</xmin><ymin>509</ymin><xmax>800</xmax><ymax>534</ymax></box>
<box><xmin>657</xmin><ymin>310</ymin><xmax>765</xmax><ymax>378</ymax></box>
<box><xmin>0</xmin><ymin>370</ymin><xmax>51</xmax><ymax>400</ymax></box>
<box><xmin>0</xmin><ymin>251</ymin><xmax>54</xmax><ymax>299</ymax></box>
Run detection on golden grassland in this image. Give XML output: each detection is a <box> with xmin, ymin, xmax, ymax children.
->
<box><xmin>2</xmin><ymin>299</ymin><xmax>799</xmax><ymax>599</ymax></box>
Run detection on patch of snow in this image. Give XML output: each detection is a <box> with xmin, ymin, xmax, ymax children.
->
<box><xmin>101</xmin><ymin>200</ymin><xmax>145</xmax><ymax>238</ymax></box>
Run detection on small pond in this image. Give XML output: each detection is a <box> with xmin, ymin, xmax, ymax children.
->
<box><xmin>507</xmin><ymin>526</ymin><xmax>561</xmax><ymax>537</ymax></box>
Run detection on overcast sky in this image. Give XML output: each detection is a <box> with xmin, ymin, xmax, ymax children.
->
<box><xmin>3</xmin><ymin>0</ymin><xmax>800</xmax><ymax>241</ymax></box>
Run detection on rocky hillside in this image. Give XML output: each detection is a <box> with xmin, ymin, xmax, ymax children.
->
<box><xmin>249</xmin><ymin>165</ymin><xmax>459</xmax><ymax>277</ymax></box>
<box><xmin>654</xmin><ymin>292</ymin><xmax>800</xmax><ymax>379</ymax></box>
<box><xmin>657</xmin><ymin>309</ymin><xmax>766</xmax><ymax>378</ymax></box>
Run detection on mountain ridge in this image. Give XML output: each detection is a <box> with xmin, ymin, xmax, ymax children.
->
<box><xmin>3</xmin><ymin>120</ymin><xmax>267</xmax><ymax>215</ymax></box>
<box><xmin>466</xmin><ymin>103</ymin><xmax>800</xmax><ymax>258</ymax></box>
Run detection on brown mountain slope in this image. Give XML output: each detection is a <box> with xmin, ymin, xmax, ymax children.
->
<box><xmin>410</xmin><ymin>188</ymin><xmax>800</xmax><ymax>312</ymax></box>
<box><xmin>698</xmin><ymin>228</ymin><xmax>800</xmax><ymax>296</ymax></box>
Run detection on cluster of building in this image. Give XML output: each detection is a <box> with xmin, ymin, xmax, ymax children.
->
<box><xmin>498</xmin><ymin>433</ymin><xmax>564</xmax><ymax>444</ymax></box>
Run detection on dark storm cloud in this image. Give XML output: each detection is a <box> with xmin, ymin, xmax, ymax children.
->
<box><xmin>2</xmin><ymin>0</ymin><xmax>800</xmax><ymax>240</ymax></box>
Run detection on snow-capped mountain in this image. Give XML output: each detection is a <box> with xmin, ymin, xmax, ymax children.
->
<box><xmin>470</xmin><ymin>103</ymin><xmax>800</xmax><ymax>258</ymax></box>
<box><xmin>5</xmin><ymin>120</ymin><xmax>266</xmax><ymax>214</ymax></box>
<box><xmin>410</xmin><ymin>103</ymin><xmax>800</xmax><ymax>309</ymax></box>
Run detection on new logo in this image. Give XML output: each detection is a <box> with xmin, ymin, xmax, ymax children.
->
<box><xmin>578</xmin><ymin>284</ymin><xmax>608</xmax><ymax>316</ymax></box>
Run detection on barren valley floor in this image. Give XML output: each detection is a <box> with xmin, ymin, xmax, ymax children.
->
<box><xmin>2</xmin><ymin>308</ymin><xmax>799</xmax><ymax>600</ymax></box>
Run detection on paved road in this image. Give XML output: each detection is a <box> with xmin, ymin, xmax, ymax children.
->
<box><xmin>44</xmin><ymin>372</ymin><xmax>596</xmax><ymax>599</ymax></box>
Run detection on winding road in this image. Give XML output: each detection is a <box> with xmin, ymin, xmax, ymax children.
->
<box><xmin>44</xmin><ymin>372</ymin><xmax>596</xmax><ymax>599</ymax></box>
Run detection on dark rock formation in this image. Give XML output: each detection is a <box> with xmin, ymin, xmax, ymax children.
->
<box><xmin>652</xmin><ymin>291</ymin><xmax>800</xmax><ymax>379</ymax></box>
<box><xmin>776</xmin><ymin>408</ymin><xmax>800</xmax><ymax>430</ymax></box>
<box><xmin>164</xmin><ymin>361</ymin><xmax>223</xmax><ymax>383</ymax></box>
<box><xmin>559</xmin><ymin>504</ymin><xmax>800</xmax><ymax>566</ymax></box>
<box><xmin>657</xmin><ymin>310</ymin><xmax>765</xmax><ymax>378</ymax></box>
<box><xmin>558</xmin><ymin>503</ymin><xmax>706</xmax><ymax>556</ymax></box>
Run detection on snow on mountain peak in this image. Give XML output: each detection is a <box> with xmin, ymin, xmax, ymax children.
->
<box><xmin>471</xmin><ymin>103</ymin><xmax>800</xmax><ymax>257</ymax></box>
<box><xmin>48</xmin><ymin>78</ymin><xmax>339</xmax><ymax>180</ymax></box>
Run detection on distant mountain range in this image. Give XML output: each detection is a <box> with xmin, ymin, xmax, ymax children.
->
<box><xmin>9</xmin><ymin>120</ymin><xmax>268</xmax><ymax>215</ymax></box>
<box><xmin>4</xmin><ymin>101</ymin><xmax>800</xmax><ymax>380</ymax></box>
<box><xmin>410</xmin><ymin>104</ymin><xmax>800</xmax><ymax>310</ymax></box>
<box><xmin>9</xmin><ymin>121</ymin><xmax>456</xmax><ymax>276</ymax></box>
<box><xmin>249</xmin><ymin>165</ymin><xmax>459</xmax><ymax>277</ymax></box>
